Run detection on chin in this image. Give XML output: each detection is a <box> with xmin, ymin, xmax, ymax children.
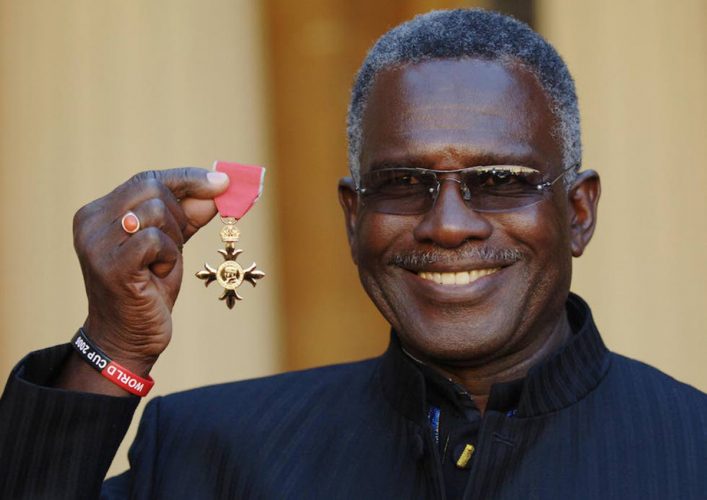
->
<box><xmin>394</xmin><ymin>312</ymin><xmax>521</xmax><ymax>367</ymax></box>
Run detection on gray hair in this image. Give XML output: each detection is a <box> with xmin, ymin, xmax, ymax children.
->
<box><xmin>346</xmin><ymin>9</ymin><xmax>581</xmax><ymax>186</ymax></box>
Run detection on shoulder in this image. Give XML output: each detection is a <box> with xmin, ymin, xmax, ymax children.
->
<box><xmin>606</xmin><ymin>352</ymin><xmax>706</xmax><ymax>409</ymax></box>
<box><xmin>170</xmin><ymin>356</ymin><xmax>378</xmax><ymax>401</ymax></box>
<box><xmin>123</xmin><ymin>358</ymin><xmax>390</xmax><ymax>487</ymax></box>
<box><xmin>146</xmin><ymin>357</ymin><xmax>383</xmax><ymax>427</ymax></box>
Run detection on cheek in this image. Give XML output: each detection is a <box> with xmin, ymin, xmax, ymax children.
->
<box><xmin>354</xmin><ymin>212</ymin><xmax>413</xmax><ymax>264</ymax></box>
<box><xmin>353</xmin><ymin>211</ymin><xmax>417</xmax><ymax>329</ymax></box>
<box><xmin>514</xmin><ymin>192</ymin><xmax>571</xmax><ymax>248</ymax></box>
<box><xmin>495</xmin><ymin>199</ymin><xmax>572</xmax><ymax>283</ymax></box>
<box><xmin>517</xmin><ymin>200</ymin><xmax>574</xmax><ymax>301</ymax></box>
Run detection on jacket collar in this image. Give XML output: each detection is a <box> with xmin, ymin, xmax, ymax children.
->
<box><xmin>377</xmin><ymin>293</ymin><xmax>610</xmax><ymax>423</ymax></box>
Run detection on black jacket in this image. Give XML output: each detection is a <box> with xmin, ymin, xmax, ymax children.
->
<box><xmin>1</xmin><ymin>295</ymin><xmax>705</xmax><ymax>499</ymax></box>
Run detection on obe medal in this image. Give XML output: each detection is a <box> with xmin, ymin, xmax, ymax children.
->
<box><xmin>195</xmin><ymin>162</ymin><xmax>266</xmax><ymax>309</ymax></box>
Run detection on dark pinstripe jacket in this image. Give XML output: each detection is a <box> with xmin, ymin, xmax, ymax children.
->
<box><xmin>1</xmin><ymin>294</ymin><xmax>705</xmax><ymax>499</ymax></box>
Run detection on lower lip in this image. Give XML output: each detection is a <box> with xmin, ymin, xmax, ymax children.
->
<box><xmin>401</xmin><ymin>267</ymin><xmax>508</xmax><ymax>303</ymax></box>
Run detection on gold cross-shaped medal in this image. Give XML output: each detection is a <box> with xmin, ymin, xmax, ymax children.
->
<box><xmin>195</xmin><ymin>217</ymin><xmax>265</xmax><ymax>309</ymax></box>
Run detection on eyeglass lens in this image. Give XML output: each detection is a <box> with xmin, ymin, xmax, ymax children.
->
<box><xmin>360</xmin><ymin>168</ymin><xmax>552</xmax><ymax>215</ymax></box>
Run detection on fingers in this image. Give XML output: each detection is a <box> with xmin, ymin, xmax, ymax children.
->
<box><xmin>125</xmin><ymin>196</ymin><xmax>217</xmax><ymax>244</ymax></box>
<box><xmin>119</xmin><ymin>227</ymin><xmax>182</xmax><ymax>279</ymax></box>
<box><xmin>140</xmin><ymin>229</ymin><xmax>181</xmax><ymax>279</ymax></box>
<box><xmin>71</xmin><ymin>169</ymin><xmax>221</xmax><ymax>354</ymax></box>
<box><xmin>105</xmin><ymin>168</ymin><xmax>227</xmax><ymax>239</ymax></box>
<box><xmin>118</xmin><ymin>168</ymin><xmax>229</xmax><ymax>203</ymax></box>
<box><xmin>118</xmin><ymin>198</ymin><xmax>185</xmax><ymax>250</ymax></box>
<box><xmin>73</xmin><ymin>167</ymin><xmax>230</xmax><ymax>274</ymax></box>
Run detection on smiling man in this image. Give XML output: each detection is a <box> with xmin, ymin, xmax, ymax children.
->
<box><xmin>340</xmin><ymin>57</ymin><xmax>589</xmax><ymax>414</ymax></box>
<box><xmin>1</xmin><ymin>9</ymin><xmax>705</xmax><ymax>500</ymax></box>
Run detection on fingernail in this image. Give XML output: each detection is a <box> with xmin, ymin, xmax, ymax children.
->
<box><xmin>207</xmin><ymin>171</ymin><xmax>229</xmax><ymax>185</ymax></box>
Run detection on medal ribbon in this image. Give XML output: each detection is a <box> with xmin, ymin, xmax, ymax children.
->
<box><xmin>213</xmin><ymin>161</ymin><xmax>266</xmax><ymax>219</ymax></box>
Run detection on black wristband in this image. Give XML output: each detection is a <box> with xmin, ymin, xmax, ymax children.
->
<box><xmin>70</xmin><ymin>328</ymin><xmax>154</xmax><ymax>397</ymax></box>
<box><xmin>70</xmin><ymin>328</ymin><xmax>112</xmax><ymax>373</ymax></box>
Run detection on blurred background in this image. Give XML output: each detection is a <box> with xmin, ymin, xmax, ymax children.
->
<box><xmin>1</xmin><ymin>0</ymin><xmax>705</xmax><ymax>476</ymax></box>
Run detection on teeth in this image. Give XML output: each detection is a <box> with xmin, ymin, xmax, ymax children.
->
<box><xmin>418</xmin><ymin>268</ymin><xmax>500</xmax><ymax>285</ymax></box>
<box><xmin>455</xmin><ymin>271</ymin><xmax>470</xmax><ymax>285</ymax></box>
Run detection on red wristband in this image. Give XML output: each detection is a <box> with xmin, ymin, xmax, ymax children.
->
<box><xmin>71</xmin><ymin>328</ymin><xmax>154</xmax><ymax>397</ymax></box>
<box><xmin>100</xmin><ymin>360</ymin><xmax>154</xmax><ymax>397</ymax></box>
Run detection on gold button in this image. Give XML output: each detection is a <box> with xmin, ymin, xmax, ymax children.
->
<box><xmin>455</xmin><ymin>443</ymin><xmax>475</xmax><ymax>469</ymax></box>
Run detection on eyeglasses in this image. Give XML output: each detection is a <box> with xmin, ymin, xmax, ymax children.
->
<box><xmin>356</xmin><ymin>165</ymin><xmax>576</xmax><ymax>215</ymax></box>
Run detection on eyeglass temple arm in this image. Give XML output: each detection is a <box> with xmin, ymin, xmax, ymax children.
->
<box><xmin>540</xmin><ymin>164</ymin><xmax>580</xmax><ymax>189</ymax></box>
<box><xmin>339</xmin><ymin>176</ymin><xmax>358</xmax><ymax>190</ymax></box>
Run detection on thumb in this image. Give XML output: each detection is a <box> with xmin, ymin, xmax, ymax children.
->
<box><xmin>156</xmin><ymin>167</ymin><xmax>230</xmax><ymax>200</ymax></box>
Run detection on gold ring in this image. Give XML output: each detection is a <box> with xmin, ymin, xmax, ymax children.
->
<box><xmin>121</xmin><ymin>211</ymin><xmax>140</xmax><ymax>234</ymax></box>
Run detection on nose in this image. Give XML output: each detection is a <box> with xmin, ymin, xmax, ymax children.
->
<box><xmin>412</xmin><ymin>178</ymin><xmax>493</xmax><ymax>248</ymax></box>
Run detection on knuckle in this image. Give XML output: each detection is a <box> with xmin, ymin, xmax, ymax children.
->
<box><xmin>132</xmin><ymin>170</ymin><xmax>159</xmax><ymax>183</ymax></box>
<box><xmin>141</xmin><ymin>177</ymin><xmax>163</xmax><ymax>197</ymax></box>
<box><xmin>170</xmin><ymin>167</ymin><xmax>204</xmax><ymax>193</ymax></box>
<box><xmin>144</xmin><ymin>199</ymin><xmax>183</xmax><ymax>244</ymax></box>
<box><xmin>73</xmin><ymin>203</ymin><xmax>98</xmax><ymax>249</ymax></box>
<box><xmin>73</xmin><ymin>205</ymin><xmax>88</xmax><ymax>226</ymax></box>
<box><xmin>145</xmin><ymin>197</ymin><xmax>167</xmax><ymax>219</ymax></box>
<box><xmin>73</xmin><ymin>201</ymin><xmax>96</xmax><ymax>227</ymax></box>
<box><xmin>72</xmin><ymin>214</ymin><xmax>85</xmax><ymax>244</ymax></box>
<box><xmin>174</xmin><ymin>167</ymin><xmax>196</xmax><ymax>181</ymax></box>
<box><xmin>175</xmin><ymin>167</ymin><xmax>191</xmax><ymax>180</ymax></box>
<box><xmin>140</xmin><ymin>226</ymin><xmax>164</xmax><ymax>247</ymax></box>
<box><xmin>129</xmin><ymin>171</ymin><xmax>164</xmax><ymax>196</ymax></box>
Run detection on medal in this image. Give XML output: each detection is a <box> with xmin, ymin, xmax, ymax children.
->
<box><xmin>195</xmin><ymin>161</ymin><xmax>266</xmax><ymax>309</ymax></box>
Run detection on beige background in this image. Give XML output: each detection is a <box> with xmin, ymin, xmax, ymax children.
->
<box><xmin>0</xmin><ymin>0</ymin><xmax>704</xmax><ymax>478</ymax></box>
<box><xmin>0</xmin><ymin>0</ymin><xmax>280</xmax><ymax>475</ymax></box>
<box><xmin>538</xmin><ymin>0</ymin><xmax>707</xmax><ymax>388</ymax></box>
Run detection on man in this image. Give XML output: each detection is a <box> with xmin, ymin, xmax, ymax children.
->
<box><xmin>1</xmin><ymin>9</ymin><xmax>704</xmax><ymax>500</ymax></box>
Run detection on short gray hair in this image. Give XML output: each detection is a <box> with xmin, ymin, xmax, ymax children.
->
<box><xmin>346</xmin><ymin>9</ymin><xmax>580</xmax><ymax>186</ymax></box>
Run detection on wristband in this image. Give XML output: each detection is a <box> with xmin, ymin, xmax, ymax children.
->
<box><xmin>70</xmin><ymin>328</ymin><xmax>154</xmax><ymax>397</ymax></box>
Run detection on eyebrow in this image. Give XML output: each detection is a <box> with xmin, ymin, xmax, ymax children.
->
<box><xmin>368</xmin><ymin>157</ymin><xmax>431</xmax><ymax>171</ymax></box>
<box><xmin>367</xmin><ymin>152</ymin><xmax>544</xmax><ymax>172</ymax></box>
<box><xmin>470</xmin><ymin>165</ymin><xmax>539</xmax><ymax>174</ymax></box>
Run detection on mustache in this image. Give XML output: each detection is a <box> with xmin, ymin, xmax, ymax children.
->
<box><xmin>389</xmin><ymin>246</ymin><xmax>523</xmax><ymax>268</ymax></box>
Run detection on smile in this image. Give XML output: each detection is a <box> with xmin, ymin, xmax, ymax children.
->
<box><xmin>417</xmin><ymin>268</ymin><xmax>500</xmax><ymax>285</ymax></box>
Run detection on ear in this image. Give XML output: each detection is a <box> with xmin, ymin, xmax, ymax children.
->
<box><xmin>567</xmin><ymin>170</ymin><xmax>601</xmax><ymax>257</ymax></box>
<box><xmin>338</xmin><ymin>176</ymin><xmax>360</xmax><ymax>265</ymax></box>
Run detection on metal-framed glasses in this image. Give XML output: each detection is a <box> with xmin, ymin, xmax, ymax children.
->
<box><xmin>356</xmin><ymin>164</ymin><xmax>576</xmax><ymax>215</ymax></box>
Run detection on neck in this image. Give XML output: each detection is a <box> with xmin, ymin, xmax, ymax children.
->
<box><xmin>427</xmin><ymin>311</ymin><xmax>573</xmax><ymax>415</ymax></box>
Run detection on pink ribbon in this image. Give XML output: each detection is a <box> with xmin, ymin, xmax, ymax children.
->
<box><xmin>213</xmin><ymin>161</ymin><xmax>265</xmax><ymax>219</ymax></box>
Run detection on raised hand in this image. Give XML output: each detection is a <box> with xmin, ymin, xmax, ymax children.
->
<box><xmin>57</xmin><ymin>168</ymin><xmax>229</xmax><ymax>394</ymax></box>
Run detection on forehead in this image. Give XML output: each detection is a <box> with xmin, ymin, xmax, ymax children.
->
<box><xmin>360</xmin><ymin>58</ymin><xmax>562</xmax><ymax>171</ymax></box>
